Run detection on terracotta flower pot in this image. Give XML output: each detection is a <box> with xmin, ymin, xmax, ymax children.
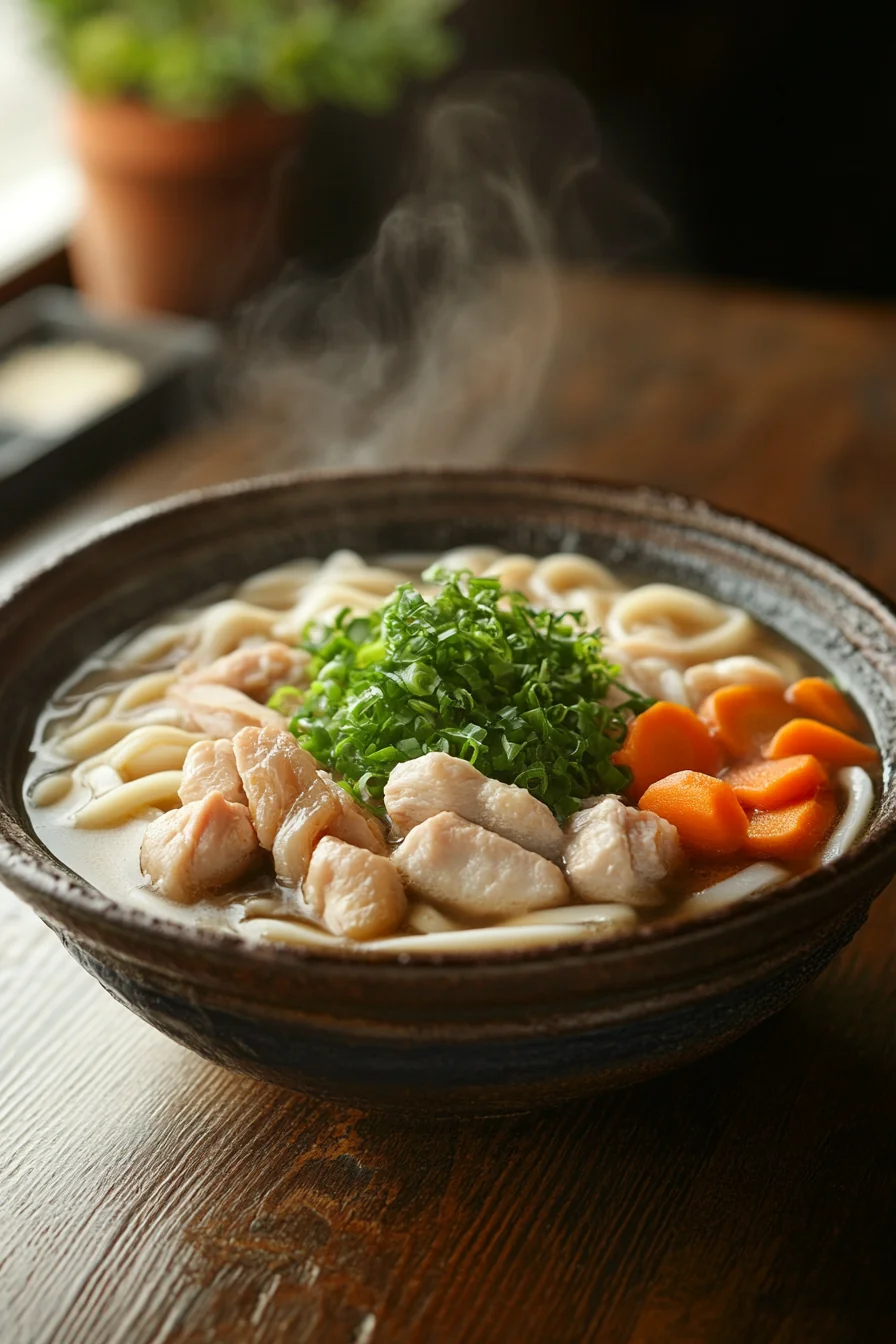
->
<box><xmin>67</xmin><ymin>98</ymin><xmax>305</xmax><ymax>317</ymax></box>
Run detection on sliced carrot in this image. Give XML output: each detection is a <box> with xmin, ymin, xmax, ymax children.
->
<box><xmin>612</xmin><ymin>701</ymin><xmax>722</xmax><ymax>799</ymax></box>
<box><xmin>724</xmin><ymin>754</ymin><xmax>828</xmax><ymax>810</ymax></box>
<box><xmin>785</xmin><ymin>676</ymin><xmax>863</xmax><ymax>735</ymax></box>
<box><xmin>764</xmin><ymin>718</ymin><xmax>878</xmax><ymax>767</ymax></box>
<box><xmin>639</xmin><ymin>771</ymin><xmax>748</xmax><ymax>855</ymax></box>
<box><xmin>698</xmin><ymin>685</ymin><xmax>792</xmax><ymax>758</ymax></box>
<box><xmin>745</xmin><ymin>792</ymin><xmax>838</xmax><ymax>859</ymax></box>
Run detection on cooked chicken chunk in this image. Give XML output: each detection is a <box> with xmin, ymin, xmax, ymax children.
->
<box><xmin>178</xmin><ymin>738</ymin><xmax>248</xmax><ymax>807</ymax></box>
<box><xmin>232</xmin><ymin>725</ymin><xmax>339</xmax><ymax>883</ymax></box>
<box><xmin>563</xmin><ymin>796</ymin><xmax>681</xmax><ymax>907</ymax></box>
<box><xmin>384</xmin><ymin>752</ymin><xmax>563</xmax><ymax>861</ymax></box>
<box><xmin>305</xmin><ymin>837</ymin><xmax>407</xmax><ymax>941</ymax></box>
<box><xmin>272</xmin><ymin>802</ymin><xmax>341</xmax><ymax>887</ymax></box>
<box><xmin>318</xmin><ymin>773</ymin><xmax>388</xmax><ymax>855</ymax></box>
<box><xmin>181</xmin><ymin>641</ymin><xmax>309</xmax><ymax>703</ymax></box>
<box><xmin>140</xmin><ymin>790</ymin><xmax>259</xmax><ymax>903</ymax></box>
<box><xmin>170</xmin><ymin>682</ymin><xmax>286</xmax><ymax>739</ymax></box>
<box><xmin>392</xmin><ymin>811</ymin><xmax>569</xmax><ymax>921</ymax></box>
<box><xmin>233</xmin><ymin>725</ymin><xmax>333</xmax><ymax>848</ymax></box>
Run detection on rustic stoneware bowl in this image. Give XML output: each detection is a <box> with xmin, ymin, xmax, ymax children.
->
<box><xmin>2</xmin><ymin>469</ymin><xmax>896</xmax><ymax>1114</ymax></box>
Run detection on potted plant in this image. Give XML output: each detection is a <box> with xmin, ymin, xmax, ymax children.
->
<box><xmin>30</xmin><ymin>1</ymin><xmax>461</xmax><ymax>315</ymax></box>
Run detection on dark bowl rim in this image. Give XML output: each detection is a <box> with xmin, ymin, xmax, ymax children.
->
<box><xmin>2</xmin><ymin>464</ymin><xmax>895</xmax><ymax>973</ymax></box>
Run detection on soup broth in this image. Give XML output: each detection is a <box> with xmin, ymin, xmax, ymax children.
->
<box><xmin>25</xmin><ymin>549</ymin><xmax>878</xmax><ymax>954</ymax></box>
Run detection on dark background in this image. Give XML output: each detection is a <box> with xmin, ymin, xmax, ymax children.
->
<box><xmin>296</xmin><ymin>0</ymin><xmax>896</xmax><ymax>299</ymax></box>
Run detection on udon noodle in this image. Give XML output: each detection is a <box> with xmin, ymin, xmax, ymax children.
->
<box><xmin>25</xmin><ymin>549</ymin><xmax>876</xmax><ymax>954</ymax></box>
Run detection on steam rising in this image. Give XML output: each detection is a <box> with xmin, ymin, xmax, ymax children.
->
<box><xmin>238</xmin><ymin>73</ymin><xmax>665</xmax><ymax>467</ymax></box>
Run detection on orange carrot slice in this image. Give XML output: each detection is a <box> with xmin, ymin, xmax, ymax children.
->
<box><xmin>785</xmin><ymin>677</ymin><xmax>862</xmax><ymax>735</ymax></box>
<box><xmin>764</xmin><ymin>718</ymin><xmax>878</xmax><ymax>767</ymax></box>
<box><xmin>612</xmin><ymin>701</ymin><xmax>722</xmax><ymax>799</ymax></box>
<box><xmin>745</xmin><ymin>792</ymin><xmax>838</xmax><ymax>859</ymax></box>
<box><xmin>725</xmin><ymin>754</ymin><xmax>828</xmax><ymax>810</ymax></box>
<box><xmin>698</xmin><ymin>685</ymin><xmax>792</xmax><ymax>758</ymax></box>
<box><xmin>639</xmin><ymin>771</ymin><xmax>748</xmax><ymax>855</ymax></box>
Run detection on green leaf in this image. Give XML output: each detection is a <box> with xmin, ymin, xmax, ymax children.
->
<box><xmin>67</xmin><ymin>15</ymin><xmax>148</xmax><ymax>97</ymax></box>
<box><xmin>32</xmin><ymin>0</ymin><xmax>463</xmax><ymax>116</ymax></box>
<box><xmin>281</xmin><ymin>567</ymin><xmax>649</xmax><ymax>821</ymax></box>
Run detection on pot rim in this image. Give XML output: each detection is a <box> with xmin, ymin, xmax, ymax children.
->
<box><xmin>2</xmin><ymin>465</ymin><xmax>895</xmax><ymax>975</ymax></box>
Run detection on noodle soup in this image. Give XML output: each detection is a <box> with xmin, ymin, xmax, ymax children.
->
<box><xmin>25</xmin><ymin>548</ymin><xmax>879</xmax><ymax>954</ymax></box>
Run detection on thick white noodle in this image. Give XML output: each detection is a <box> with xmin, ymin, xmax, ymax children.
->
<box><xmin>235</xmin><ymin>559</ymin><xmax>321</xmax><ymax>610</ymax></box>
<box><xmin>272</xmin><ymin>550</ymin><xmax>411</xmax><ymax>641</ymax></box>
<box><xmin>481</xmin><ymin>553</ymin><xmax>538</xmax><ymax>595</ymax></box>
<box><xmin>186</xmin><ymin>601</ymin><xmax>278</xmax><ymax>665</ymax></box>
<box><xmin>51</xmin><ymin>692</ymin><xmax>116</xmax><ymax>740</ymax></box>
<box><xmin>565</xmin><ymin>587</ymin><xmax>619</xmax><ymax>627</ymax></box>
<box><xmin>504</xmin><ymin>903</ymin><xmax>638</xmax><ymax>933</ymax></box>
<box><xmin>117</xmin><ymin>621</ymin><xmax>194</xmax><ymax>666</ymax></box>
<box><xmin>274</xmin><ymin>581</ymin><xmax>393</xmax><ymax>636</ymax></box>
<box><xmin>406</xmin><ymin>902</ymin><xmax>461</xmax><ymax>933</ymax></box>
<box><xmin>438</xmin><ymin>546</ymin><xmax>504</xmax><ymax>575</ymax></box>
<box><xmin>480</xmin><ymin>553</ymin><xmax>625</xmax><ymax>630</ymax></box>
<box><xmin>359</xmin><ymin>925</ymin><xmax>589</xmax><ymax>953</ymax></box>
<box><xmin>606</xmin><ymin>584</ymin><xmax>757</xmax><ymax>663</ymax></box>
<box><xmin>529</xmin><ymin>553</ymin><xmax>622</xmax><ymax>605</ymax></box>
<box><xmin>73</xmin><ymin>771</ymin><xmax>184</xmax><ymax>828</ymax></box>
<box><xmin>757</xmin><ymin>645</ymin><xmax>803</xmax><ymax>684</ymax></box>
<box><xmin>682</xmin><ymin>656</ymin><xmax>787</xmax><ymax>707</ymax></box>
<box><xmin>241</xmin><ymin>918</ymin><xmax>589</xmax><ymax>952</ymax></box>
<box><xmin>30</xmin><ymin>773</ymin><xmax>73</xmax><ymax>807</ymax></box>
<box><xmin>676</xmin><ymin>863</ymin><xmax>788</xmax><ymax>917</ymax></box>
<box><xmin>59</xmin><ymin>709</ymin><xmax>190</xmax><ymax>761</ymax></box>
<box><xmin>822</xmin><ymin>767</ymin><xmax>874</xmax><ymax>863</ymax></box>
<box><xmin>60</xmin><ymin>719</ymin><xmax>137</xmax><ymax>761</ymax></box>
<box><xmin>112</xmin><ymin>671</ymin><xmax>179</xmax><ymax>712</ymax></box>
<box><xmin>240</xmin><ymin>918</ymin><xmax>338</xmax><ymax>949</ymax></box>
<box><xmin>119</xmin><ymin>602</ymin><xmax>279</xmax><ymax>676</ymax></box>
<box><xmin>102</xmin><ymin>726</ymin><xmax>208</xmax><ymax>780</ymax></box>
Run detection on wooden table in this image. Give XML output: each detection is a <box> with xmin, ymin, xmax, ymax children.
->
<box><xmin>3</xmin><ymin>275</ymin><xmax>896</xmax><ymax>1344</ymax></box>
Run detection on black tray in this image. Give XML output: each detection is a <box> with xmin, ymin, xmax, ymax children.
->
<box><xmin>0</xmin><ymin>288</ymin><xmax>219</xmax><ymax>535</ymax></box>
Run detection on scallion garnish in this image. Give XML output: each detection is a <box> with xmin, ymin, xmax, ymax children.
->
<box><xmin>272</xmin><ymin>568</ymin><xmax>650</xmax><ymax>820</ymax></box>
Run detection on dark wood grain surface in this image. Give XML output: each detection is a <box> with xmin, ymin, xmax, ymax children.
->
<box><xmin>3</xmin><ymin>274</ymin><xmax>896</xmax><ymax>1344</ymax></box>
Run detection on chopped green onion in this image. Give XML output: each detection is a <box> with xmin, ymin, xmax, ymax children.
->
<box><xmin>281</xmin><ymin>567</ymin><xmax>650</xmax><ymax>819</ymax></box>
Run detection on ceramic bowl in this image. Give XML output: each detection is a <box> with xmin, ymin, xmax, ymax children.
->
<box><xmin>2</xmin><ymin>469</ymin><xmax>895</xmax><ymax>1114</ymax></box>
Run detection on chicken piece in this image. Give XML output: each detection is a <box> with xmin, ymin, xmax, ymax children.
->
<box><xmin>178</xmin><ymin>738</ymin><xmax>248</xmax><ymax>807</ymax></box>
<box><xmin>272</xmin><ymin>802</ymin><xmax>342</xmax><ymax>887</ymax></box>
<box><xmin>233</xmin><ymin>725</ymin><xmax>333</xmax><ymax>848</ymax></box>
<box><xmin>305</xmin><ymin>836</ymin><xmax>407</xmax><ymax>941</ymax></box>
<box><xmin>384</xmin><ymin>752</ymin><xmax>563</xmax><ymax>862</ymax></box>
<box><xmin>683</xmin><ymin>656</ymin><xmax>787</xmax><ymax>708</ymax></box>
<box><xmin>233</xmin><ymin>725</ymin><xmax>339</xmax><ymax>883</ymax></box>
<box><xmin>170</xmin><ymin>682</ymin><xmax>286</xmax><ymax>739</ymax></box>
<box><xmin>318</xmin><ymin>773</ymin><xmax>389</xmax><ymax>855</ymax></box>
<box><xmin>181</xmin><ymin>641</ymin><xmax>310</xmax><ymax>703</ymax></box>
<box><xmin>140</xmin><ymin>791</ymin><xmax>259</xmax><ymax>904</ymax></box>
<box><xmin>392</xmin><ymin>811</ymin><xmax>569</xmax><ymax>921</ymax></box>
<box><xmin>563</xmin><ymin>796</ymin><xmax>681</xmax><ymax>907</ymax></box>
